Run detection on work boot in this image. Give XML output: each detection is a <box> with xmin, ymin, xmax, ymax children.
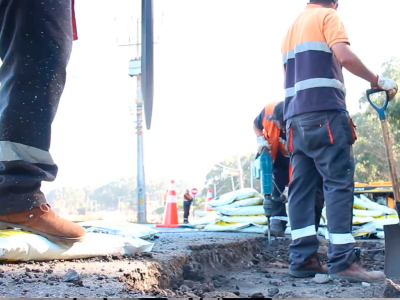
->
<box><xmin>289</xmin><ymin>255</ymin><xmax>328</xmax><ymax>278</ymax></box>
<box><xmin>0</xmin><ymin>204</ymin><xmax>86</xmax><ymax>245</ymax></box>
<box><xmin>330</xmin><ymin>262</ymin><xmax>386</xmax><ymax>283</ymax></box>
<box><xmin>270</xmin><ymin>219</ymin><xmax>286</xmax><ymax>237</ymax></box>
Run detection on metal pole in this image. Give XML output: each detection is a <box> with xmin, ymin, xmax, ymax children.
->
<box><xmin>136</xmin><ymin>76</ymin><xmax>147</xmax><ymax>223</ymax></box>
<box><xmin>231</xmin><ymin>175</ymin><xmax>235</xmax><ymax>191</ymax></box>
<box><xmin>237</xmin><ymin>154</ymin><xmax>244</xmax><ymax>189</ymax></box>
<box><xmin>250</xmin><ymin>161</ymin><xmax>254</xmax><ymax>188</ymax></box>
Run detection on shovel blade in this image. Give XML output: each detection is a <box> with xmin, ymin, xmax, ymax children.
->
<box><xmin>384</xmin><ymin>223</ymin><xmax>400</xmax><ymax>278</ymax></box>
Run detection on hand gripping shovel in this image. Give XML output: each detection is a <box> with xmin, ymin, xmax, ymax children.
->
<box><xmin>366</xmin><ymin>89</ymin><xmax>400</xmax><ymax>278</ymax></box>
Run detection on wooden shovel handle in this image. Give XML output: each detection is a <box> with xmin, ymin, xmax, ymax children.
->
<box><xmin>380</xmin><ymin>119</ymin><xmax>400</xmax><ymax>203</ymax></box>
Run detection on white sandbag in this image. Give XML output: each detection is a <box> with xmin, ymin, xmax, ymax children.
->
<box><xmin>352</xmin><ymin>222</ymin><xmax>376</xmax><ymax>237</ymax></box>
<box><xmin>219</xmin><ymin>215</ymin><xmax>268</xmax><ymax>225</ymax></box>
<box><xmin>0</xmin><ymin>230</ymin><xmax>153</xmax><ymax>262</ymax></box>
<box><xmin>377</xmin><ymin>231</ymin><xmax>385</xmax><ymax>239</ymax></box>
<box><xmin>207</xmin><ymin>188</ymin><xmax>263</xmax><ymax>208</ymax></box>
<box><xmin>189</xmin><ymin>213</ymin><xmax>221</xmax><ymax>226</ymax></box>
<box><xmin>224</xmin><ymin>197</ymin><xmax>263</xmax><ymax>208</ymax></box>
<box><xmin>352</xmin><ymin>216</ymin><xmax>375</xmax><ymax>225</ymax></box>
<box><xmin>239</xmin><ymin>225</ymin><xmax>268</xmax><ymax>235</ymax></box>
<box><xmin>353</xmin><ymin>195</ymin><xmax>397</xmax><ymax>215</ymax></box>
<box><xmin>213</xmin><ymin>205</ymin><xmax>265</xmax><ymax>216</ymax></box>
<box><xmin>79</xmin><ymin>220</ymin><xmax>158</xmax><ymax>240</ymax></box>
<box><xmin>203</xmin><ymin>222</ymin><xmax>251</xmax><ymax>232</ymax></box>
<box><xmin>373</xmin><ymin>215</ymin><xmax>399</xmax><ymax>230</ymax></box>
<box><xmin>353</xmin><ymin>209</ymin><xmax>384</xmax><ymax>218</ymax></box>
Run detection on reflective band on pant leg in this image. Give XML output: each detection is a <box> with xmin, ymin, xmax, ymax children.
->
<box><xmin>291</xmin><ymin>225</ymin><xmax>316</xmax><ymax>240</ymax></box>
<box><xmin>329</xmin><ymin>233</ymin><xmax>355</xmax><ymax>245</ymax></box>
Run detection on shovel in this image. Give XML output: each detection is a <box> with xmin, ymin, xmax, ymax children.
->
<box><xmin>366</xmin><ymin>88</ymin><xmax>400</xmax><ymax>278</ymax></box>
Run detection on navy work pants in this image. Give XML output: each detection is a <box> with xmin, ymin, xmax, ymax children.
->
<box><xmin>286</xmin><ymin>110</ymin><xmax>357</xmax><ymax>274</ymax></box>
<box><xmin>270</xmin><ymin>152</ymin><xmax>290</xmax><ymax>220</ymax></box>
<box><xmin>0</xmin><ymin>0</ymin><xmax>73</xmax><ymax>214</ymax></box>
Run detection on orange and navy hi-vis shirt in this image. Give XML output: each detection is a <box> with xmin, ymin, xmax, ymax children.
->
<box><xmin>281</xmin><ymin>4</ymin><xmax>350</xmax><ymax>121</ymax></box>
<box><xmin>254</xmin><ymin>102</ymin><xmax>289</xmax><ymax>162</ymax></box>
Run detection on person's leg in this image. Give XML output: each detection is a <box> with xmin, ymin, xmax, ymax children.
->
<box><xmin>269</xmin><ymin>156</ymin><xmax>289</xmax><ymax>236</ymax></box>
<box><xmin>183</xmin><ymin>205</ymin><xmax>189</xmax><ymax>223</ymax></box>
<box><xmin>302</xmin><ymin>111</ymin><xmax>384</xmax><ymax>282</ymax></box>
<box><xmin>286</xmin><ymin>150</ymin><xmax>321</xmax><ymax>276</ymax></box>
<box><xmin>0</xmin><ymin>0</ymin><xmax>85</xmax><ymax>243</ymax></box>
<box><xmin>314</xmin><ymin>176</ymin><xmax>325</xmax><ymax>231</ymax></box>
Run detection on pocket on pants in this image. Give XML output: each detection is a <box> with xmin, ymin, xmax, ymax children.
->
<box><xmin>299</xmin><ymin>116</ymin><xmax>334</xmax><ymax>150</ymax></box>
<box><xmin>341</xmin><ymin>114</ymin><xmax>357</xmax><ymax>145</ymax></box>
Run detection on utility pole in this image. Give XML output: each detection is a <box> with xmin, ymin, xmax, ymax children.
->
<box><xmin>127</xmin><ymin>18</ymin><xmax>147</xmax><ymax>224</ymax></box>
<box><xmin>237</xmin><ymin>154</ymin><xmax>244</xmax><ymax>189</ymax></box>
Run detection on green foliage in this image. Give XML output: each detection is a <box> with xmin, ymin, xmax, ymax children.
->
<box><xmin>352</xmin><ymin>57</ymin><xmax>400</xmax><ymax>182</ymax></box>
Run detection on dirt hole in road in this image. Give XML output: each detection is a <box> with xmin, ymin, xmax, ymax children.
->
<box><xmin>121</xmin><ymin>237</ymin><xmax>388</xmax><ymax>298</ymax></box>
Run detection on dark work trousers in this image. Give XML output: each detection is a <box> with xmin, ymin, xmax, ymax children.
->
<box><xmin>183</xmin><ymin>201</ymin><xmax>191</xmax><ymax>222</ymax></box>
<box><xmin>270</xmin><ymin>151</ymin><xmax>290</xmax><ymax>221</ymax></box>
<box><xmin>0</xmin><ymin>0</ymin><xmax>72</xmax><ymax>215</ymax></box>
<box><xmin>286</xmin><ymin>110</ymin><xmax>357</xmax><ymax>274</ymax></box>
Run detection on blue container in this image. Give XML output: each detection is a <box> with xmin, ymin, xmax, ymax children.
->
<box><xmin>252</xmin><ymin>149</ymin><xmax>273</xmax><ymax>195</ymax></box>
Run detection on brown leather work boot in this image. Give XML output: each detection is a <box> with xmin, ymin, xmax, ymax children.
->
<box><xmin>330</xmin><ymin>262</ymin><xmax>386</xmax><ymax>283</ymax></box>
<box><xmin>0</xmin><ymin>204</ymin><xmax>86</xmax><ymax>244</ymax></box>
<box><xmin>289</xmin><ymin>255</ymin><xmax>328</xmax><ymax>278</ymax></box>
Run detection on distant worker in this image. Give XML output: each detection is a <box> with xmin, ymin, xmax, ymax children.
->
<box><xmin>254</xmin><ymin>101</ymin><xmax>325</xmax><ymax>237</ymax></box>
<box><xmin>282</xmin><ymin>0</ymin><xmax>397</xmax><ymax>281</ymax></box>
<box><xmin>183</xmin><ymin>189</ymin><xmax>194</xmax><ymax>224</ymax></box>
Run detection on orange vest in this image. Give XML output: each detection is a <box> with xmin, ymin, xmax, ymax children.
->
<box><xmin>261</xmin><ymin>102</ymin><xmax>289</xmax><ymax>162</ymax></box>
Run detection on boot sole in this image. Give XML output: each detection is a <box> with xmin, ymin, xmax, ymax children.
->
<box><xmin>0</xmin><ymin>220</ymin><xmax>86</xmax><ymax>245</ymax></box>
<box><xmin>330</xmin><ymin>274</ymin><xmax>386</xmax><ymax>283</ymax></box>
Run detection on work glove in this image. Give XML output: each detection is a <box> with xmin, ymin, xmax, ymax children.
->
<box><xmin>257</xmin><ymin>136</ymin><xmax>270</xmax><ymax>153</ymax></box>
<box><xmin>281</xmin><ymin>186</ymin><xmax>289</xmax><ymax>203</ymax></box>
<box><xmin>372</xmin><ymin>75</ymin><xmax>398</xmax><ymax>100</ymax></box>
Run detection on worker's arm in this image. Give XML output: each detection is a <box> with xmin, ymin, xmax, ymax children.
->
<box><xmin>253</xmin><ymin>122</ymin><xmax>263</xmax><ymax>137</ymax></box>
<box><xmin>324</xmin><ymin>10</ymin><xmax>397</xmax><ymax>97</ymax></box>
<box><xmin>331</xmin><ymin>43</ymin><xmax>377</xmax><ymax>85</ymax></box>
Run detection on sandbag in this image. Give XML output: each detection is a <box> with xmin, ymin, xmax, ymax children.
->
<box><xmin>352</xmin><ymin>216</ymin><xmax>375</xmax><ymax>225</ymax></box>
<box><xmin>79</xmin><ymin>220</ymin><xmax>158</xmax><ymax>240</ymax></box>
<box><xmin>373</xmin><ymin>215</ymin><xmax>399</xmax><ymax>230</ymax></box>
<box><xmin>352</xmin><ymin>222</ymin><xmax>376</xmax><ymax>237</ymax></box>
<box><xmin>353</xmin><ymin>195</ymin><xmax>397</xmax><ymax>215</ymax></box>
<box><xmin>239</xmin><ymin>225</ymin><xmax>268</xmax><ymax>235</ymax></box>
<box><xmin>353</xmin><ymin>209</ymin><xmax>384</xmax><ymax>218</ymax></box>
<box><xmin>189</xmin><ymin>213</ymin><xmax>221</xmax><ymax>226</ymax></box>
<box><xmin>213</xmin><ymin>205</ymin><xmax>265</xmax><ymax>216</ymax></box>
<box><xmin>207</xmin><ymin>188</ymin><xmax>263</xmax><ymax>208</ymax></box>
<box><xmin>219</xmin><ymin>215</ymin><xmax>268</xmax><ymax>225</ymax></box>
<box><xmin>0</xmin><ymin>230</ymin><xmax>153</xmax><ymax>262</ymax></box>
<box><xmin>203</xmin><ymin>222</ymin><xmax>250</xmax><ymax>232</ymax></box>
<box><xmin>224</xmin><ymin>197</ymin><xmax>263</xmax><ymax>208</ymax></box>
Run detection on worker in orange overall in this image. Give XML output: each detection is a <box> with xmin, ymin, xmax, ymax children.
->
<box><xmin>254</xmin><ymin>101</ymin><xmax>325</xmax><ymax>237</ymax></box>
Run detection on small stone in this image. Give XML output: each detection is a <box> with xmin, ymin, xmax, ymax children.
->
<box><xmin>182</xmin><ymin>280</ymin><xmax>195</xmax><ymax>288</ymax></box>
<box><xmin>251</xmin><ymin>292</ymin><xmax>265</xmax><ymax>298</ymax></box>
<box><xmin>362</xmin><ymin>282</ymin><xmax>371</xmax><ymax>287</ymax></box>
<box><xmin>268</xmin><ymin>287</ymin><xmax>279</xmax><ymax>297</ymax></box>
<box><xmin>312</xmin><ymin>274</ymin><xmax>331</xmax><ymax>284</ymax></box>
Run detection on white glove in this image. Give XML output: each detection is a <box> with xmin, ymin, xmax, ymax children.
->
<box><xmin>375</xmin><ymin>75</ymin><xmax>398</xmax><ymax>99</ymax></box>
<box><xmin>257</xmin><ymin>136</ymin><xmax>270</xmax><ymax>153</ymax></box>
<box><xmin>281</xmin><ymin>186</ymin><xmax>289</xmax><ymax>203</ymax></box>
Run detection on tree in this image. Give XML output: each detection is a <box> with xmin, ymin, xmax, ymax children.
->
<box><xmin>352</xmin><ymin>57</ymin><xmax>400</xmax><ymax>182</ymax></box>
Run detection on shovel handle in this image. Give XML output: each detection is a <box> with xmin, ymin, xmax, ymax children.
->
<box><xmin>380</xmin><ymin>119</ymin><xmax>400</xmax><ymax>203</ymax></box>
<box><xmin>367</xmin><ymin>88</ymin><xmax>400</xmax><ymax>203</ymax></box>
<box><xmin>366</xmin><ymin>89</ymin><xmax>390</xmax><ymax>120</ymax></box>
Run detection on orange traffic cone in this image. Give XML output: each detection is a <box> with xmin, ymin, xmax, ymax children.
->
<box><xmin>156</xmin><ymin>180</ymin><xmax>180</xmax><ymax>228</ymax></box>
<box><xmin>205</xmin><ymin>189</ymin><xmax>213</xmax><ymax>212</ymax></box>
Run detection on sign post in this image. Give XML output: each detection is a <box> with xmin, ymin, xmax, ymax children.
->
<box><xmin>191</xmin><ymin>188</ymin><xmax>198</xmax><ymax>212</ymax></box>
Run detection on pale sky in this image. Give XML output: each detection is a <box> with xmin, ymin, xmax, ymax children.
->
<box><xmin>41</xmin><ymin>0</ymin><xmax>400</xmax><ymax>194</ymax></box>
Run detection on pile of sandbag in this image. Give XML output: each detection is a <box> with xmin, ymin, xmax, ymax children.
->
<box><xmin>191</xmin><ymin>188</ymin><xmax>270</xmax><ymax>234</ymax></box>
<box><xmin>318</xmin><ymin>194</ymin><xmax>399</xmax><ymax>239</ymax></box>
